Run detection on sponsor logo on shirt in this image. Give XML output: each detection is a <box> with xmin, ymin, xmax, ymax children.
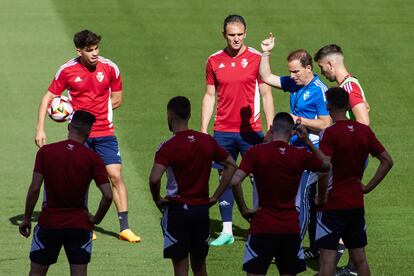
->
<box><xmin>303</xmin><ymin>91</ymin><xmax>310</xmax><ymax>101</ymax></box>
<box><xmin>74</xmin><ymin>76</ymin><xmax>82</xmax><ymax>82</ymax></box>
<box><xmin>96</xmin><ymin>72</ymin><xmax>104</xmax><ymax>83</ymax></box>
<box><xmin>187</xmin><ymin>135</ymin><xmax>196</xmax><ymax>142</ymax></box>
<box><xmin>347</xmin><ymin>125</ymin><xmax>355</xmax><ymax>132</ymax></box>
<box><xmin>67</xmin><ymin>144</ymin><xmax>74</xmax><ymax>150</ymax></box>
<box><xmin>278</xmin><ymin>147</ymin><xmax>286</xmax><ymax>155</ymax></box>
<box><xmin>241</xmin><ymin>58</ymin><xmax>248</xmax><ymax>68</ymax></box>
<box><xmin>218</xmin><ymin>63</ymin><xmax>225</xmax><ymax>69</ymax></box>
<box><xmin>231</xmin><ymin>62</ymin><xmax>235</xmax><ymax>67</ymax></box>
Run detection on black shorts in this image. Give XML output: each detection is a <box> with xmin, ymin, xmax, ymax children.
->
<box><xmin>161</xmin><ymin>204</ymin><xmax>209</xmax><ymax>260</ymax></box>
<box><xmin>29</xmin><ymin>225</ymin><xmax>92</xmax><ymax>265</ymax></box>
<box><xmin>242</xmin><ymin>233</ymin><xmax>305</xmax><ymax>275</ymax></box>
<box><xmin>315</xmin><ymin>208</ymin><xmax>367</xmax><ymax>250</ymax></box>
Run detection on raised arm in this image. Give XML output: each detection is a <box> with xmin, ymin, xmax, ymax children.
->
<box><xmin>259</xmin><ymin>83</ymin><xmax>275</xmax><ymax>130</ymax></box>
<box><xmin>209</xmin><ymin>156</ymin><xmax>237</xmax><ymax>206</ymax></box>
<box><xmin>35</xmin><ymin>91</ymin><xmax>55</xmax><ymax>147</ymax></box>
<box><xmin>259</xmin><ymin>33</ymin><xmax>282</xmax><ymax>89</ymax></box>
<box><xmin>200</xmin><ymin>85</ymin><xmax>216</xmax><ymax>134</ymax></box>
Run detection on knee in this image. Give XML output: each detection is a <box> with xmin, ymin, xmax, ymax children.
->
<box><xmin>109</xmin><ymin>172</ymin><xmax>123</xmax><ymax>186</ymax></box>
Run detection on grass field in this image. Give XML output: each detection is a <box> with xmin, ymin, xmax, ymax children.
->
<box><xmin>1</xmin><ymin>0</ymin><xmax>413</xmax><ymax>275</ymax></box>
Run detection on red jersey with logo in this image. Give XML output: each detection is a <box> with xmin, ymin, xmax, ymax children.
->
<box><xmin>239</xmin><ymin>141</ymin><xmax>323</xmax><ymax>235</ymax></box>
<box><xmin>154</xmin><ymin>130</ymin><xmax>229</xmax><ymax>205</ymax></box>
<box><xmin>48</xmin><ymin>57</ymin><xmax>122</xmax><ymax>137</ymax></box>
<box><xmin>34</xmin><ymin>139</ymin><xmax>109</xmax><ymax>230</ymax></box>
<box><xmin>206</xmin><ymin>47</ymin><xmax>264</xmax><ymax>132</ymax></box>
<box><xmin>319</xmin><ymin>120</ymin><xmax>385</xmax><ymax>210</ymax></box>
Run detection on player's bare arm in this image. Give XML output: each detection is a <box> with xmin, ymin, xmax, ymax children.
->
<box><xmin>259</xmin><ymin>33</ymin><xmax>282</xmax><ymax>88</ymax></box>
<box><xmin>291</xmin><ymin>114</ymin><xmax>332</xmax><ymax>132</ymax></box>
<box><xmin>149</xmin><ymin>163</ymin><xmax>170</xmax><ymax>213</ymax></box>
<box><xmin>88</xmin><ymin>183</ymin><xmax>113</xmax><ymax>225</ymax></box>
<box><xmin>231</xmin><ymin>169</ymin><xmax>258</xmax><ymax>222</ymax></box>
<box><xmin>111</xmin><ymin>91</ymin><xmax>123</xmax><ymax>110</ymax></box>
<box><xmin>19</xmin><ymin>172</ymin><xmax>44</xmax><ymax>238</ymax></box>
<box><xmin>316</xmin><ymin>171</ymin><xmax>330</xmax><ymax>207</ymax></box>
<box><xmin>209</xmin><ymin>156</ymin><xmax>237</xmax><ymax>206</ymax></box>
<box><xmin>362</xmin><ymin>150</ymin><xmax>393</xmax><ymax>194</ymax></box>
<box><xmin>35</xmin><ymin>91</ymin><xmax>55</xmax><ymax>147</ymax></box>
<box><xmin>200</xmin><ymin>85</ymin><xmax>216</xmax><ymax>134</ymax></box>
<box><xmin>259</xmin><ymin>83</ymin><xmax>275</xmax><ymax>130</ymax></box>
<box><xmin>352</xmin><ymin>103</ymin><xmax>370</xmax><ymax>125</ymax></box>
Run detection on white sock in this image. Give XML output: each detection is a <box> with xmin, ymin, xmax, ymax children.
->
<box><xmin>222</xmin><ymin>222</ymin><xmax>233</xmax><ymax>235</ymax></box>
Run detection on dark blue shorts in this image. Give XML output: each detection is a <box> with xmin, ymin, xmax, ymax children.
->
<box><xmin>86</xmin><ymin>136</ymin><xmax>122</xmax><ymax>165</ymax></box>
<box><xmin>161</xmin><ymin>204</ymin><xmax>210</xmax><ymax>260</ymax></box>
<box><xmin>30</xmin><ymin>225</ymin><xmax>92</xmax><ymax>265</ymax></box>
<box><xmin>315</xmin><ymin>208</ymin><xmax>367</xmax><ymax>250</ymax></box>
<box><xmin>243</xmin><ymin>233</ymin><xmax>305</xmax><ymax>275</ymax></box>
<box><xmin>212</xmin><ymin>131</ymin><xmax>263</xmax><ymax>169</ymax></box>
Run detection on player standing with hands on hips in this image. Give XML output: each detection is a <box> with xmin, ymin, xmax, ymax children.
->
<box><xmin>20</xmin><ymin>110</ymin><xmax>113</xmax><ymax>276</ymax></box>
<box><xmin>34</xmin><ymin>30</ymin><xmax>140</xmax><ymax>242</ymax></box>
<box><xmin>260</xmin><ymin>33</ymin><xmax>331</xmax><ymax>259</ymax></box>
<box><xmin>201</xmin><ymin>15</ymin><xmax>274</xmax><ymax>246</ymax></box>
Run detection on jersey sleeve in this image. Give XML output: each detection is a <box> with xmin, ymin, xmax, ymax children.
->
<box><xmin>239</xmin><ymin>148</ymin><xmax>254</xmax><ymax>175</ymax></box>
<box><xmin>48</xmin><ymin>69</ymin><xmax>68</xmax><ymax>95</ymax></box>
<box><xmin>93</xmin><ymin>154</ymin><xmax>109</xmax><ymax>186</ymax></box>
<box><xmin>319</xmin><ymin>129</ymin><xmax>333</xmax><ymax>157</ymax></box>
<box><xmin>206</xmin><ymin>59</ymin><xmax>215</xmax><ymax>85</ymax></box>
<box><xmin>33</xmin><ymin>148</ymin><xmax>44</xmax><ymax>174</ymax></box>
<box><xmin>367</xmin><ymin>127</ymin><xmax>385</xmax><ymax>156</ymax></box>
<box><xmin>110</xmin><ymin>63</ymin><xmax>122</xmax><ymax>92</ymax></box>
<box><xmin>280</xmin><ymin>76</ymin><xmax>295</xmax><ymax>93</ymax></box>
<box><xmin>315</xmin><ymin>88</ymin><xmax>329</xmax><ymax>116</ymax></box>
<box><xmin>347</xmin><ymin>82</ymin><xmax>364</xmax><ymax>108</ymax></box>
<box><xmin>211</xmin><ymin>138</ymin><xmax>229</xmax><ymax>163</ymax></box>
<box><xmin>154</xmin><ymin>143</ymin><xmax>171</xmax><ymax>167</ymax></box>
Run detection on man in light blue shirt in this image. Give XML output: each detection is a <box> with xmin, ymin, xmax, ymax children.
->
<box><xmin>259</xmin><ymin>33</ymin><xmax>331</xmax><ymax>261</ymax></box>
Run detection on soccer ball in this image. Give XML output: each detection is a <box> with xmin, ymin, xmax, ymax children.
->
<box><xmin>47</xmin><ymin>96</ymin><xmax>73</xmax><ymax>122</ymax></box>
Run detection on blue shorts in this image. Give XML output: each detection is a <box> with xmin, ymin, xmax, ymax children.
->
<box><xmin>30</xmin><ymin>225</ymin><xmax>92</xmax><ymax>265</ymax></box>
<box><xmin>212</xmin><ymin>131</ymin><xmax>263</xmax><ymax>169</ymax></box>
<box><xmin>86</xmin><ymin>136</ymin><xmax>122</xmax><ymax>165</ymax></box>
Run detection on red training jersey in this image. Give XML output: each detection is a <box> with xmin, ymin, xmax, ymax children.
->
<box><xmin>239</xmin><ymin>141</ymin><xmax>323</xmax><ymax>235</ymax></box>
<box><xmin>48</xmin><ymin>56</ymin><xmax>122</xmax><ymax>138</ymax></box>
<box><xmin>34</xmin><ymin>139</ymin><xmax>109</xmax><ymax>230</ymax></box>
<box><xmin>154</xmin><ymin>130</ymin><xmax>229</xmax><ymax>205</ymax></box>
<box><xmin>206</xmin><ymin>47</ymin><xmax>264</xmax><ymax>132</ymax></box>
<box><xmin>319</xmin><ymin>120</ymin><xmax>385</xmax><ymax>210</ymax></box>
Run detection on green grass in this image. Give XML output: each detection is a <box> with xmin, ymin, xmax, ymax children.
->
<box><xmin>1</xmin><ymin>0</ymin><xmax>413</xmax><ymax>275</ymax></box>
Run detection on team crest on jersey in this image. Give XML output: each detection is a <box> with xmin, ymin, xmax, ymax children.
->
<box><xmin>231</xmin><ymin>62</ymin><xmax>236</xmax><ymax>67</ymax></box>
<box><xmin>278</xmin><ymin>147</ymin><xmax>286</xmax><ymax>155</ymax></box>
<box><xmin>96</xmin><ymin>72</ymin><xmax>104</xmax><ymax>83</ymax></box>
<box><xmin>241</xmin><ymin>59</ymin><xmax>248</xmax><ymax>68</ymax></box>
<box><xmin>66</xmin><ymin>144</ymin><xmax>74</xmax><ymax>150</ymax></box>
<box><xmin>347</xmin><ymin>125</ymin><xmax>355</xmax><ymax>132</ymax></box>
<box><xmin>303</xmin><ymin>91</ymin><xmax>310</xmax><ymax>101</ymax></box>
<box><xmin>187</xmin><ymin>135</ymin><xmax>196</xmax><ymax>142</ymax></box>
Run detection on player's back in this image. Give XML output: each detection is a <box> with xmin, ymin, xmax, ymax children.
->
<box><xmin>35</xmin><ymin>139</ymin><xmax>107</xmax><ymax>229</ymax></box>
<box><xmin>156</xmin><ymin>130</ymin><xmax>227</xmax><ymax>205</ymax></box>
<box><xmin>320</xmin><ymin>120</ymin><xmax>383</xmax><ymax>209</ymax></box>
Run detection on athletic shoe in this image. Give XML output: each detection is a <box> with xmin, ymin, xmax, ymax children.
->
<box><xmin>335</xmin><ymin>267</ymin><xmax>357</xmax><ymax>276</ymax></box>
<box><xmin>92</xmin><ymin>231</ymin><xmax>97</xmax><ymax>241</ymax></box>
<box><xmin>303</xmin><ymin>247</ymin><xmax>320</xmax><ymax>260</ymax></box>
<box><xmin>209</xmin><ymin>233</ymin><xmax>234</xmax><ymax>246</ymax></box>
<box><xmin>119</xmin><ymin>229</ymin><xmax>141</xmax><ymax>243</ymax></box>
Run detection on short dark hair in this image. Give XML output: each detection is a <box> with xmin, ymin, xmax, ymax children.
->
<box><xmin>287</xmin><ymin>49</ymin><xmax>313</xmax><ymax>69</ymax></box>
<box><xmin>70</xmin><ymin>110</ymin><xmax>96</xmax><ymax>136</ymax></box>
<box><xmin>272</xmin><ymin>112</ymin><xmax>294</xmax><ymax>134</ymax></box>
<box><xmin>314</xmin><ymin>44</ymin><xmax>343</xmax><ymax>62</ymax></box>
<box><xmin>167</xmin><ymin>96</ymin><xmax>191</xmax><ymax>120</ymax></box>
<box><xmin>73</xmin><ymin>30</ymin><xmax>101</xmax><ymax>49</ymax></box>
<box><xmin>326</xmin><ymin>87</ymin><xmax>349</xmax><ymax>110</ymax></box>
<box><xmin>223</xmin><ymin>14</ymin><xmax>246</xmax><ymax>33</ymax></box>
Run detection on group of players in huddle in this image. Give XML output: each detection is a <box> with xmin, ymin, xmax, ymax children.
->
<box><xmin>19</xmin><ymin>14</ymin><xmax>393</xmax><ymax>276</ymax></box>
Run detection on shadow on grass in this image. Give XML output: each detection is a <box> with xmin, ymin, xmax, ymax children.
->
<box><xmin>210</xmin><ymin>218</ymin><xmax>248</xmax><ymax>241</ymax></box>
<box><xmin>9</xmin><ymin>212</ymin><xmax>118</xmax><ymax>239</ymax></box>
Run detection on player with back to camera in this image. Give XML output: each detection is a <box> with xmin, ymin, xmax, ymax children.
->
<box><xmin>201</xmin><ymin>14</ymin><xmax>274</xmax><ymax>246</ymax></box>
<box><xmin>231</xmin><ymin>112</ymin><xmax>331</xmax><ymax>276</ymax></box>
<box><xmin>260</xmin><ymin>33</ymin><xmax>331</xmax><ymax>260</ymax></box>
<box><xmin>34</xmin><ymin>29</ymin><xmax>140</xmax><ymax>242</ymax></box>
<box><xmin>19</xmin><ymin>110</ymin><xmax>113</xmax><ymax>276</ymax></box>
<box><xmin>315</xmin><ymin>87</ymin><xmax>393</xmax><ymax>276</ymax></box>
<box><xmin>149</xmin><ymin>96</ymin><xmax>237</xmax><ymax>276</ymax></box>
